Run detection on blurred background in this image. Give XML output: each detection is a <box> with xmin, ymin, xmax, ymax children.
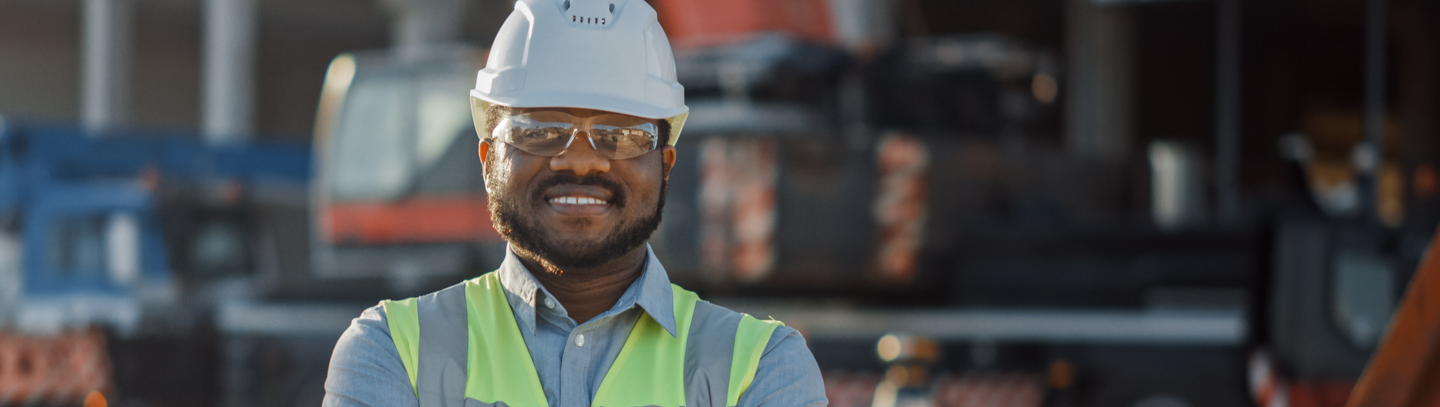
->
<box><xmin>1</xmin><ymin>0</ymin><xmax>1439</xmax><ymax>405</ymax></box>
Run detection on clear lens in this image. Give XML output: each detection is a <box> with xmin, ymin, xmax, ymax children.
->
<box><xmin>493</xmin><ymin>114</ymin><xmax>575</xmax><ymax>156</ymax></box>
<box><xmin>590</xmin><ymin>122</ymin><xmax>658</xmax><ymax>159</ymax></box>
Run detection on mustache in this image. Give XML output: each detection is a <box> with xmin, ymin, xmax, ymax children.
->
<box><xmin>530</xmin><ymin>173</ymin><xmax>628</xmax><ymax>208</ymax></box>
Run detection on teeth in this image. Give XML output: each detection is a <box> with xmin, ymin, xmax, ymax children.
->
<box><xmin>550</xmin><ymin>196</ymin><xmax>607</xmax><ymax>205</ymax></box>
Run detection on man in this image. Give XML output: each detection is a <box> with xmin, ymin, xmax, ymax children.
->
<box><xmin>321</xmin><ymin>0</ymin><xmax>828</xmax><ymax>406</ymax></box>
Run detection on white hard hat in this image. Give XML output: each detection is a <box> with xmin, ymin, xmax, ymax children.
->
<box><xmin>470</xmin><ymin>0</ymin><xmax>689</xmax><ymax>145</ymax></box>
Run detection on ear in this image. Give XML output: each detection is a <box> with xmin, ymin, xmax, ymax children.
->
<box><xmin>479</xmin><ymin>141</ymin><xmax>491</xmax><ymax>167</ymax></box>
<box><xmin>661</xmin><ymin>145</ymin><xmax>676</xmax><ymax>181</ymax></box>
<box><xmin>479</xmin><ymin>140</ymin><xmax>493</xmax><ymax>183</ymax></box>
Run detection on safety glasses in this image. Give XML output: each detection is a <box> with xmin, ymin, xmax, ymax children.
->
<box><xmin>490</xmin><ymin>110</ymin><xmax>661</xmax><ymax>160</ymax></box>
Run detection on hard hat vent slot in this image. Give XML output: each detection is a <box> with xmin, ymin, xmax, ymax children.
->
<box><xmin>562</xmin><ymin>0</ymin><xmax>617</xmax><ymax>27</ymax></box>
<box><xmin>571</xmin><ymin>16</ymin><xmax>607</xmax><ymax>25</ymax></box>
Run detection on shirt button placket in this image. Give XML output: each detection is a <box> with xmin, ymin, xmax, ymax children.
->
<box><xmin>560</xmin><ymin>330</ymin><xmax>591</xmax><ymax>406</ymax></box>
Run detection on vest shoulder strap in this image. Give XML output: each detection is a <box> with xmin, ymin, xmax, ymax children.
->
<box><xmin>380</xmin><ymin>297</ymin><xmax>421</xmax><ymax>397</ymax></box>
<box><xmin>685</xmin><ymin>300</ymin><xmax>741</xmax><ymax>407</ymax></box>
<box><xmin>418</xmin><ymin>281</ymin><xmax>472</xmax><ymax>407</ymax></box>
<box><xmin>381</xmin><ymin>279</ymin><xmax>483</xmax><ymax>406</ymax></box>
<box><xmin>681</xmin><ymin>296</ymin><xmax>786</xmax><ymax>407</ymax></box>
<box><xmin>728</xmin><ymin>315</ymin><xmax>784</xmax><ymax>406</ymax></box>
<box><xmin>461</xmin><ymin>273</ymin><xmax>548</xmax><ymax>406</ymax></box>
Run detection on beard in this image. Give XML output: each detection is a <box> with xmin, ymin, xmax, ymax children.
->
<box><xmin>488</xmin><ymin>171</ymin><xmax>667</xmax><ymax>272</ymax></box>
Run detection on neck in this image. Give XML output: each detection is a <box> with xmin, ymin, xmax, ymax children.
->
<box><xmin>515</xmin><ymin>245</ymin><xmax>648</xmax><ymax>324</ymax></box>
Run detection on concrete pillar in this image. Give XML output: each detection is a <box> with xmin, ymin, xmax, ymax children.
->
<box><xmin>81</xmin><ymin>0</ymin><xmax>133</xmax><ymax>133</ymax></box>
<box><xmin>382</xmin><ymin>0</ymin><xmax>467</xmax><ymax>60</ymax></box>
<box><xmin>1064</xmin><ymin>0</ymin><xmax>1136</xmax><ymax>159</ymax></box>
<box><xmin>202</xmin><ymin>0</ymin><xmax>258</xmax><ymax>143</ymax></box>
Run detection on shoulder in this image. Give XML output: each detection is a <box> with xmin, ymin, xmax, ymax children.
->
<box><xmin>323</xmin><ymin>305</ymin><xmax>419</xmax><ymax>407</ymax></box>
<box><xmin>331</xmin><ymin>277</ymin><xmax>473</xmax><ymax>366</ymax></box>
<box><xmin>381</xmin><ymin>278</ymin><xmax>481</xmax><ymax>317</ymax></box>
<box><xmin>330</xmin><ymin>305</ymin><xmax>396</xmax><ymax>361</ymax></box>
<box><xmin>404</xmin><ymin>278</ymin><xmax>478</xmax><ymax>305</ymax></box>
<box><xmin>739</xmin><ymin>324</ymin><xmax>827</xmax><ymax>407</ymax></box>
<box><xmin>688</xmin><ymin>301</ymin><xmax>826</xmax><ymax>406</ymax></box>
<box><xmin>343</xmin><ymin>304</ymin><xmax>393</xmax><ymax>342</ymax></box>
<box><xmin>687</xmin><ymin>301</ymin><xmax>814</xmax><ymax>373</ymax></box>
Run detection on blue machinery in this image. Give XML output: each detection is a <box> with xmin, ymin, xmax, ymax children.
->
<box><xmin>0</xmin><ymin>119</ymin><xmax>310</xmax><ymax>333</ymax></box>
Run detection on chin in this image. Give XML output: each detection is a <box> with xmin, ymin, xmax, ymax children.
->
<box><xmin>545</xmin><ymin>220</ymin><xmax>612</xmax><ymax>236</ymax></box>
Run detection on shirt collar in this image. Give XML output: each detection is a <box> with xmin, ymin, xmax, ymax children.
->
<box><xmin>496</xmin><ymin>244</ymin><xmax>678</xmax><ymax>338</ymax></box>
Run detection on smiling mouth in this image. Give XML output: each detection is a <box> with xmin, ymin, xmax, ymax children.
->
<box><xmin>548</xmin><ymin>196</ymin><xmax>609</xmax><ymax>206</ymax></box>
<box><xmin>535</xmin><ymin>177</ymin><xmax>624</xmax><ymax>215</ymax></box>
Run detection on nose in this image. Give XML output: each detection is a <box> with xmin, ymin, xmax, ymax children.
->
<box><xmin>549</xmin><ymin>130</ymin><xmax>611</xmax><ymax>176</ymax></box>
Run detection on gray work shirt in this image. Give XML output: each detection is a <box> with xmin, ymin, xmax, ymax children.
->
<box><xmin>322</xmin><ymin>245</ymin><xmax>828</xmax><ymax>407</ymax></box>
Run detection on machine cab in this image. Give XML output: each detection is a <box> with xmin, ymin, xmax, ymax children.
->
<box><xmin>310</xmin><ymin>45</ymin><xmax>503</xmax><ymax>283</ymax></box>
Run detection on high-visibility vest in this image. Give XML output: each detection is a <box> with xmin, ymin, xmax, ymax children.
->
<box><xmin>380</xmin><ymin>272</ymin><xmax>784</xmax><ymax>407</ymax></box>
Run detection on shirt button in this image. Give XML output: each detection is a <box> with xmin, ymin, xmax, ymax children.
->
<box><xmin>544</xmin><ymin>298</ymin><xmax>556</xmax><ymax>309</ymax></box>
<box><xmin>576</xmin><ymin>334</ymin><xmax>585</xmax><ymax>347</ymax></box>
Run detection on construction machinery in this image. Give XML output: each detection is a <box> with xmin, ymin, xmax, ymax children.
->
<box><xmin>0</xmin><ymin>119</ymin><xmax>310</xmax><ymax>405</ymax></box>
<box><xmin>309</xmin><ymin>45</ymin><xmax>502</xmax><ymax>291</ymax></box>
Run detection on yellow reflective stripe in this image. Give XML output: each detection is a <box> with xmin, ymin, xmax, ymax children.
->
<box><xmin>380</xmin><ymin>298</ymin><xmax>421</xmax><ymax>398</ymax></box>
<box><xmin>463</xmin><ymin>273</ymin><xmax>549</xmax><ymax>407</ymax></box>
<box><xmin>727</xmin><ymin>315</ymin><xmax>783</xmax><ymax>406</ymax></box>
<box><xmin>592</xmin><ymin>285</ymin><xmax>698</xmax><ymax>407</ymax></box>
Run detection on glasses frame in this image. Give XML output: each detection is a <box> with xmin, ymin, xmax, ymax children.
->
<box><xmin>490</xmin><ymin>110</ymin><xmax>662</xmax><ymax>160</ymax></box>
<box><xmin>470</xmin><ymin>96</ymin><xmax>690</xmax><ymax>147</ymax></box>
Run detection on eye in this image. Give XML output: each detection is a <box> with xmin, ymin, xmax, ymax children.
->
<box><xmin>513</xmin><ymin>126</ymin><xmax>567</xmax><ymax>141</ymax></box>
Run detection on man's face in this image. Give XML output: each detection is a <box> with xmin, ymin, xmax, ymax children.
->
<box><xmin>480</xmin><ymin>107</ymin><xmax>676</xmax><ymax>272</ymax></box>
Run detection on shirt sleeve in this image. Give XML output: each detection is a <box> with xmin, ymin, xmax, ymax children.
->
<box><xmin>736</xmin><ymin>326</ymin><xmax>829</xmax><ymax>407</ymax></box>
<box><xmin>323</xmin><ymin>305</ymin><xmax>421</xmax><ymax>407</ymax></box>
